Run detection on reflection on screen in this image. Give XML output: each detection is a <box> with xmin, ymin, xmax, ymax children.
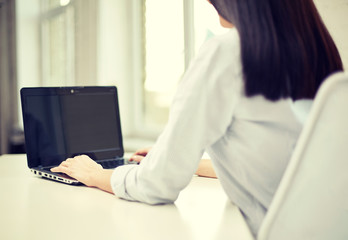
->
<box><xmin>24</xmin><ymin>92</ymin><xmax>121</xmax><ymax>167</ymax></box>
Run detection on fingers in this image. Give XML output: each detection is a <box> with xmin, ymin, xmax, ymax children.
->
<box><xmin>50</xmin><ymin>166</ymin><xmax>60</xmax><ymax>172</ymax></box>
<box><xmin>134</xmin><ymin>150</ymin><xmax>147</xmax><ymax>157</ymax></box>
<box><xmin>129</xmin><ymin>154</ymin><xmax>144</xmax><ymax>163</ymax></box>
<box><xmin>50</xmin><ymin>155</ymin><xmax>102</xmax><ymax>186</ymax></box>
<box><xmin>129</xmin><ymin>147</ymin><xmax>152</xmax><ymax>163</ymax></box>
<box><xmin>50</xmin><ymin>161</ymin><xmax>71</xmax><ymax>174</ymax></box>
<box><xmin>50</xmin><ymin>165</ymin><xmax>71</xmax><ymax>175</ymax></box>
<box><xmin>134</xmin><ymin>147</ymin><xmax>152</xmax><ymax>156</ymax></box>
<box><xmin>50</xmin><ymin>156</ymin><xmax>80</xmax><ymax>173</ymax></box>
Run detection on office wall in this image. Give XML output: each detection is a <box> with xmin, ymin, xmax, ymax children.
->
<box><xmin>16</xmin><ymin>0</ymin><xmax>40</xmax><ymax>89</ymax></box>
<box><xmin>315</xmin><ymin>0</ymin><xmax>348</xmax><ymax>69</ymax></box>
<box><xmin>15</xmin><ymin>0</ymin><xmax>40</xmax><ymax>129</ymax></box>
<box><xmin>0</xmin><ymin>0</ymin><xmax>18</xmax><ymax>154</ymax></box>
<box><xmin>97</xmin><ymin>0</ymin><xmax>135</xmax><ymax>136</ymax></box>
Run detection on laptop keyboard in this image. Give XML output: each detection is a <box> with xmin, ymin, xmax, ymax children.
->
<box><xmin>98</xmin><ymin>159</ymin><xmax>124</xmax><ymax>169</ymax></box>
<box><xmin>41</xmin><ymin>159</ymin><xmax>124</xmax><ymax>171</ymax></box>
<box><xmin>41</xmin><ymin>158</ymin><xmax>126</xmax><ymax>173</ymax></box>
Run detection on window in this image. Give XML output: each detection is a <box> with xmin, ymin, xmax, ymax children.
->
<box><xmin>40</xmin><ymin>0</ymin><xmax>75</xmax><ymax>86</ymax></box>
<box><xmin>142</xmin><ymin>1</ymin><xmax>185</xmax><ymax>130</ymax></box>
<box><xmin>132</xmin><ymin>0</ymin><xmax>227</xmax><ymax>139</ymax></box>
<box><xmin>16</xmin><ymin>0</ymin><xmax>97</xmax><ymax>89</ymax></box>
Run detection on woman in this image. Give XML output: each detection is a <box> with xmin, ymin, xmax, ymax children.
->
<box><xmin>52</xmin><ymin>0</ymin><xmax>343</xmax><ymax>236</ymax></box>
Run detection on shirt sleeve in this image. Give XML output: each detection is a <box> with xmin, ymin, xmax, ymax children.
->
<box><xmin>111</xmin><ymin>31</ymin><xmax>242</xmax><ymax>204</ymax></box>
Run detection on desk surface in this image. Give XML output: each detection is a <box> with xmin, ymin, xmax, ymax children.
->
<box><xmin>0</xmin><ymin>154</ymin><xmax>253</xmax><ymax>240</ymax></box>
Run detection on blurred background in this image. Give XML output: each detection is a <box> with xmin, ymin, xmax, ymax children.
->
<box><xmin>0</xmin><ymin>0</ymin><xmax>347</xmax><ymax>154</ymax></box>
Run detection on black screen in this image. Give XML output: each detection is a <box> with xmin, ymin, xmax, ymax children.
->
<box><xmin>21</xmin><ymin>87</ymin><xmax>123</xmax><ymax>168</ymax></box>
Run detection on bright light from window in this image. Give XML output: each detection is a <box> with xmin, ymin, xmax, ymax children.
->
<box><xmin>143</xmin><ymin>1</ymin><xmax>185</xmax><ymax>128</ymax></box>
<box><xmin>60</xmin><ymin>0</ymin><xmax>70</xmax><ymax>7</ymax></box>
<box><xmin>142</xmin><ymin>0</ymin><xmax>228</xmax><ymax>129</ymax></box>
<box><xmin>144</xmin><ymin>1</ymin><xmax>184</xmax><ymax>93</ymax></box>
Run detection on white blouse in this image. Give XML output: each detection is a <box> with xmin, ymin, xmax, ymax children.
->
<box><xmin>111</xmin><ymin>28</ymin><xmax>308</xmax><ymax>236</ymax></box>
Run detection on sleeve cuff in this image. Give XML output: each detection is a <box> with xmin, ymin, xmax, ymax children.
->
<box><xmin>110</xmin><ymin>164</ymin><xmax>138</xmax><ymax>201</ymax></box>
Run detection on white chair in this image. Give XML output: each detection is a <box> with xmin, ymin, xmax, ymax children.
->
<box><xmin>258</xmin><ymin>72</ymin><xmax>348</xmax><ymax>240</ymax></box>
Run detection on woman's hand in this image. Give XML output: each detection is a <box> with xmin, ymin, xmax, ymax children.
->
<box><xmin>195</xmin><ymin>159</ymin><xmax>217</xmax><ymax>178</ymax></box>
<box><xmin>129</xmin><ymin>147</ymin><xmax>152</xmax><ymax>163</ymax></box>
<box><xmin>51</xmin><ymin>155</ymin><xmax>114</xmax><ymax>193</ymax></box>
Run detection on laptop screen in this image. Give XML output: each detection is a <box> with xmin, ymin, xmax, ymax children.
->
<box><xmin>21</xmin><ymin>87</ymin><xmax>124</xmax><ymax>168</ymax></box>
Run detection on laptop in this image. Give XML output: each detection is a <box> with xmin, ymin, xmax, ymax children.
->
<box><xmin>21</xmin><ymin>86</ymin><xmax>131</xmax><ymax>185</ymax></box>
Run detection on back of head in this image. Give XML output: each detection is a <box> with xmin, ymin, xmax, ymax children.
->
<box><xmin>210</xmin><ymin>0</ymin><xmax>344</xmax><ymax>101</ymax></box>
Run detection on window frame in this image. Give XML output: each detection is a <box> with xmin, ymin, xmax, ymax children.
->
<box><xmin>128</xmin><ymin>0</ymin><xmax>195</xmax><ymax>141</ymax></box>
<box><xmin>39</xmin><ymin>0</ymin><xmax>97</xmax><ymax>87</ymax></box>
<box><xmin>40</xmin><ymin>0</ymin><xmax>75</xmax><ymax>86</ymax></box>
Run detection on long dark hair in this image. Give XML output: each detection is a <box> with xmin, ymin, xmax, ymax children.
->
<box><xmin>210</xmin><ymin>0</ymin><xmax>343</xmax><ymax>101</ymax></box>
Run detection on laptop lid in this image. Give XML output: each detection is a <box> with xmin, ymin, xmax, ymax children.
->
<box><xmin>21</xmin><ymin>86</ymin><xmax>124</xmax><ymax>169</ymax></box>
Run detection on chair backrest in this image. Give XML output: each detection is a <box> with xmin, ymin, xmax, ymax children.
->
<box><xmin>258</xmin><ymin>72</ymin><xmax>348</xmax><ymax>240</ymax></box>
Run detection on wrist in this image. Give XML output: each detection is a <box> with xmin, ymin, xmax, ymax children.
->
<box><xmin>90</xmin><ymin>169</ymin><xmax>114</xmax><ymax>193</ymax></box>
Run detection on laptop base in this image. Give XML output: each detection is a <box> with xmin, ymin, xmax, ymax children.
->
<box><xmin>31</xmin><ymin>168</ymin><xmax>81</xmax><ymax>185</ymax></box>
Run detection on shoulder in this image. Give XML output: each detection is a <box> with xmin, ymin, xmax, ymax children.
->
<box><xmin>191</xmin><ymin>28</ymin><xmax>242</xmax><ymax>79</ymax></box>
<box><xmin>211</xmin><ymin>28</ymin><xmax>240</xmax><ymax>47</ymax></box>
<box><xmin>176</xmin><ymin>28</ymin><xmax>243</xmax><ymax>98</ymax></box>
<box><xmin>198</xmin><ymin>28</ymin><xmax>240</xmax><ymax>60</ymax></box>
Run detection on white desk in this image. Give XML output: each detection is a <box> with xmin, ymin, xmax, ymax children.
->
<box><xmin>0</xmin><ymin>154</ymin><xmax>253</xmax><ymax>240</ymax></box>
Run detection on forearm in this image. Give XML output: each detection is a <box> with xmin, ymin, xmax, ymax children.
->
<box><xmin>90</xmin><ymin>169</ymin><xmax>114</xmax><ymax>194</ymax></box>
